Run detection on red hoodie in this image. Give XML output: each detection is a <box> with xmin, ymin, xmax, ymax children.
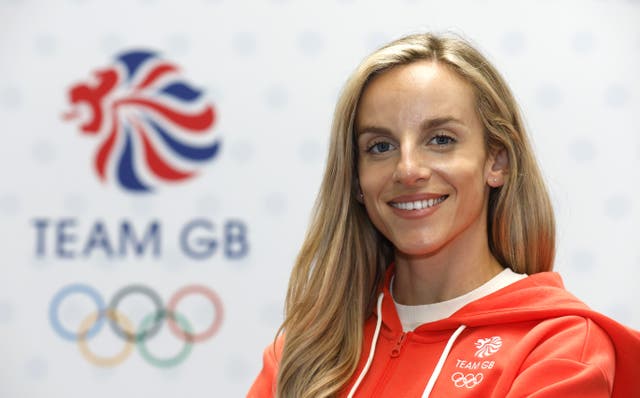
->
<box><xmin>248</xmin><ymin>269</ymin><xmax>640</xmax><ymax>397</ymax></box>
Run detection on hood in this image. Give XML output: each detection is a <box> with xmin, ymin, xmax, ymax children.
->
<box><xmin>371</xmin><ymin>265</ymin><xmax>640</xmax><ymax>398</ymax></box>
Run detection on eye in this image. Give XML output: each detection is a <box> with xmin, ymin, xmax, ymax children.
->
<box><xmin>367</xmin><ymin>140</ymin><xmax>395</xmax><ymax>154</ymax></box>
<box><xmin>429</xmin><ymin>134</ymin><xmax>456</xmax><ymax>146</ymax></box>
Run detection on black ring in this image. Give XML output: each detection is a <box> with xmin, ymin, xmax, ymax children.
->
<box><xmin>107</xmin><ymin>284</ymin><xmax>164</xmax><ymax>342</ymax></box>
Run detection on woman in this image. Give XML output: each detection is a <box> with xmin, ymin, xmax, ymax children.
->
<box><xmin>248</xmin><ymin>33</ymin><xmax>640</xmax><ymax>397</ymax></box>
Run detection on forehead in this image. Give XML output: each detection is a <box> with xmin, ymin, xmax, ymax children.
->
<box><xmin>356</xmin><ymin>61</ymin><xmax>477</xmax><ymax>129</ymax></box>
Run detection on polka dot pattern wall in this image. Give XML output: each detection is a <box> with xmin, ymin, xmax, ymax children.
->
<box><xmin>0</xmin><ymin>0</ymin><xmax>638</xmax><ymax>397</ymax></box>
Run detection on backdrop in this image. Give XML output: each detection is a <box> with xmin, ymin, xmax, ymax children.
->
<box><xmin>1</xmin><ymin>0</ymin><xmax>639</xmax><ymax>397</ymax></box>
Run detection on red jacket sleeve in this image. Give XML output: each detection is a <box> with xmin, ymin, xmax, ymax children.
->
<box><xmin>506</xmin><ymin>317</ymin><xmax>615</xmax><ymax>397</ymax></box>
<box><xmin>247</xmin><ymin>336</ymin><xmax>284</xmax><ymax>398</ymax></box>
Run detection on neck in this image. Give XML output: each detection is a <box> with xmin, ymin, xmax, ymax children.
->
<box><xmin>392</xmin><ymin>233</ymin><xmax>503</xmax><ymax>305</ymax></box>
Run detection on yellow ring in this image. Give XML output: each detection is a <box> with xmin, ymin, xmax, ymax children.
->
<box><xmin>77</xmin><ymin>309</ymin><xmax>134</xmax><ymax>367</ymax></box>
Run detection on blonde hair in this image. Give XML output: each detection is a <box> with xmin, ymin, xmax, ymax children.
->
<box><xmin>276</xmin><ymin>32</ymin><xmax>555</xmax><ymax>397</ymax></box>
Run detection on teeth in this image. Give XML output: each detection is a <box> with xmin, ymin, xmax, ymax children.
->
<box><xmin>391</xmin><ymin>196</ymin><xmax>447</xmax><ymax>210</ymax></box>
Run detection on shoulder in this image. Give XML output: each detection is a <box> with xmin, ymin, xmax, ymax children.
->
<box><xmin>511</xmin><ymin>316</ymin><xmax>616</xmax><ymax>394</ymax></box>
<box><xmin>247</xmin><ymin>335</ymin><xmax>285</xmax><ymax>398</ymax></box>
<box><xmin>524</xmin><ymin>315</ymin><xmax>614</xmax><ymax>362</ymax></box>
<box><xmin>492</xmin><ymin>316</ymin><xmax>617</xmax><ymax>397</ymax></box>
<box><xmin>264</xmin><ymin>333</ymin><xmax>285</xmax><ymax>363</ymax></box>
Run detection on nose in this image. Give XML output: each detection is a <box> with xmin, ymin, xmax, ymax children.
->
<box><xmin>393</xmin><ymin>146</ymin><xmax>431</xmax><ymax>186</ymax></box>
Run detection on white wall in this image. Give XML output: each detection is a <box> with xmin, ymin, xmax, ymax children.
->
<box><xmin>0</xmin><ymin>0</ymin><xmax>638</xmax><ymax>397</ymax></box>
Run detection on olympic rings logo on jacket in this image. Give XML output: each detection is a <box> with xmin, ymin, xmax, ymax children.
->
<box><xmin>451</xmin><ymin>372</ymin><xmax>484</xmax><ymax>389</ymax></box>
<box><xmin>49</xmin><ymin>283</ymin><xmax>223</xmax><ymax>368</ymax></box>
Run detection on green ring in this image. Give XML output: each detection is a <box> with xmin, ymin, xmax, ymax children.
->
<box><xmin>137</xmin><ymin>310</ymin><xmax>193</xmax><ymax>368</ymax></box>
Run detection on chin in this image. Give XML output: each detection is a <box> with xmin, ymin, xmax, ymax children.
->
<box><xmin>394</xmin><ymin>240</ymin><xmax>444</xmax><ymax>259</ymax></box>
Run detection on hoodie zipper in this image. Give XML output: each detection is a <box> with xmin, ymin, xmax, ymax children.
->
<box><xmin>370</xmin><ymin>332</ymin><xmax>409</xmax><ymax>396</ymax></box>
<box><xmin>390</xmin><ymin>332</ymin><xmax>407</xmax><ymax>357</ymax></box>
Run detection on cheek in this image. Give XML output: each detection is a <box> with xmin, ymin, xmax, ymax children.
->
<box><xmin>359</xmin><ymin>175</ymin><xmax>377</xmax><ymax>196</ymax></box>
<box><xmin>434</xmin><ymin>158</ymin><xmax>487</xmax><ymax>192</ymax></box>
<box><xmin>358</xmin><ymin>163</ymin><xmax>389</xmax><ymax>194</ymax></box>
<box><xmin>358</xmin><ymin>167</ymin><xmax>388</xmax><ymax>222</ymax></box>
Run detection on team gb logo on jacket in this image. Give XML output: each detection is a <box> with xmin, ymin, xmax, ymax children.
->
<box><xmin>474</xmin><ymin>336</ymin><xmax>503</xmax><ymax>358</ymax></box>
<box><xmin>451</xmin><ymin>336</ymin><xmax>503</xmax><ymax>390</ymax></box>
<box><xmin>63</xmin><ymin>50</ymin><xmax>220</xmax><ymax>193</ymax></box>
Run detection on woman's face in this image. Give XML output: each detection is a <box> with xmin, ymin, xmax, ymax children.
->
<box><xmin>356</xmin><ymin>61</ymin><xmax>502</xmax><ymax>258</ymax></box>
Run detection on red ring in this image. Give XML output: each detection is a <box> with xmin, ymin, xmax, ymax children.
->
<box><xmin>167</xmin><ymin>285</ymin><xmax>223</xmax><ymax>343</ymax></box>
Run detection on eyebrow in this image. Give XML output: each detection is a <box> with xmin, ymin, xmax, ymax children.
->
<box><xmin>357</xmin><ymin>116</ymin><xmax>464</xmax><ymax>137</ymax></box>
<box><xmin>422</xmin><ymin>116</ymin><xmax>464</xmax><ymax>130</ymax></box>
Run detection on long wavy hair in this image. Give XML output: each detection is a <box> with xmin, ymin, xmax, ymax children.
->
<box><xmin>275</xmin><ymin>32</ymin><xmax>555</xmax><ymax>398</ymax></box>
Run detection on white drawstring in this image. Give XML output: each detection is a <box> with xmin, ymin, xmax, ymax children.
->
<box><xmin>346</xmin><ymin>292</ymin><xmax>384</xmax><ymax>398</ymax></box>
<box><xmin>421</xmin><ymin>324</ymin><xmax>467</xmax><ymax>397</ymax></box>
<box><xmin>346</xmin><ymin>293</ymin><xmax>467</xmax><ymax>398</ymax></box>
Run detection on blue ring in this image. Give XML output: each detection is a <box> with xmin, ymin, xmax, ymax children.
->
<box><xmin>49</xmin><ymin>284</ymin><xmax>106</xmax><ymax>341</ymax></box>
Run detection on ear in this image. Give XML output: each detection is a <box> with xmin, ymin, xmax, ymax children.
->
<box><xmin>486</xmin><ymin>148</ymin><xmax>508</xmax><ymax>188</ymax></box>
<box><xmin>356</xmin><ymin>185</ymin><xmax>365</xmax><ymax>203</ymax></box>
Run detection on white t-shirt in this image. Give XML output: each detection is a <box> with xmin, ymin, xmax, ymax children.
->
<box><xmin>392</xmin><ymin>268</ymin><xmax>527</xmax><ymax>332</ymax></box>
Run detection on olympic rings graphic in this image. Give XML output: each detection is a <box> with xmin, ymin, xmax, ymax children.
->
<box><xmin>451</xmin><ymin>372</ymin><xmax>484</xmax><ymax>389</ymax></box>
<box><xmin>49</xmin><ymin>283</ymin><xmax>223</xmax><ymax>368</ymax></box>
<box><xmin>78</xmin><ymin>309</ymin><xmax>135</xmax><ymax>367</ymax></box>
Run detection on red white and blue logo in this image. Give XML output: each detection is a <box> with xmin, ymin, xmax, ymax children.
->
<box><xmin>64</xmin><ymin>50</ymin><xmax>220</xmax><ymax>193</ymax></box>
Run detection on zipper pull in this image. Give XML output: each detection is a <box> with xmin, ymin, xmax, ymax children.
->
<box><xmin>390</xmin><ymin>333</ymin><xmax>407</xmax><ymax>358</ymax></box>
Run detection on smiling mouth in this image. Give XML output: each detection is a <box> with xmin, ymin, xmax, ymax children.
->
<box><xmin>389</xmin><ymin>195</ymin><xmax>448</xmax><ymax>210</ymax></box>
